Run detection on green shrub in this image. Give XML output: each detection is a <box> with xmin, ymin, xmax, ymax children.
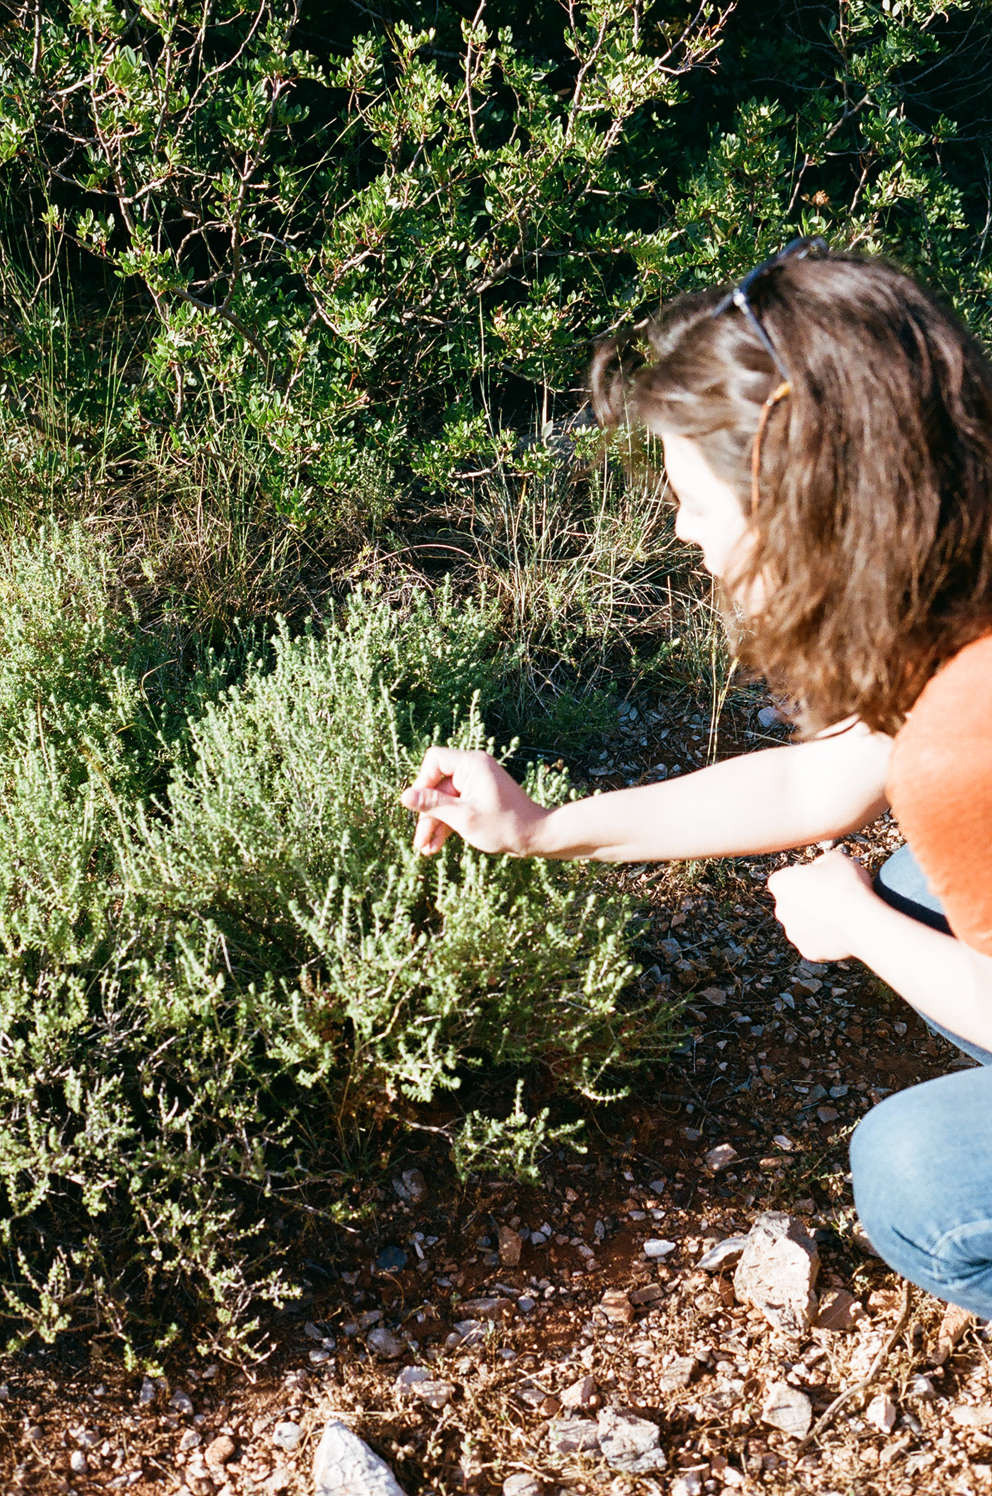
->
<box><xmin>0</xmin><ymin>538</ymin><xmax>665</xmax><ymax>1357</ymax></box>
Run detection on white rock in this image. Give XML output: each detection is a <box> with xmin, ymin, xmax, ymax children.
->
<box><xmin>313</xmin><ymin>1421</ymin><xmax>408</xmax><ymax>1496</ymax></box>
<box><xmin>705</xmin><ymin>1144</ymin><xmax>738</xmax><ymax>1172</ymax></box>
<box><xmin>69</xmin><ymin>1451</ymin><xmax>88</xmax><ymax>1474</ymax></box>
<box><xmin>502</xmin><ymin>1476</ymin><xmax>542</xmax><ymax>1496</ymax></box>
<box><xmin>451</xmin><ymin>1318</ymin><xmax>485</xmax><ymax>1345</ymax></box>
<box><xmin>178</xmin><ymin>1429</ymin><xmax>202</xmax><ymax>1452</ymax></box>
<box><xmin>951</xmin><ymin>1404</ymin><xmax>992</xmax><ymax>1428</ymax></box>
<box><xmin>170</xmin><ymin>1389</ymin><xmax>195</xmax><ymax>1415</ymax></box>
<box><xmin>272</xmin><ymin>1420</ymin><xmax>302</xmax><ymax>1452</ymax></box>
<box><xmin>407</xmin><ymin>1377</ymin><xmax>454</xmax><ymax>1410</ymax></box>
<box><xmin>865</xmin><ymin>1393</ymin><xmax>897</xmax><ymax>1433</ymax></box>
<box><xmin>367</xmin><ymin>1327</ymin><xmax>405</xmax><ymax>1359</ymax></box>
<box><xmin>596</xmin><ymin>1408</ymin><xmax>666</xmax><ymax>1472</ymax></box>
<box><xmin>546</xmin><ymin>1419</ymin><xmax>600</xmax><ymax>1455</ymax></box>
<box><xmin>643</xmin><ymin>1239</ymin><xmax>677</xmax><ymax>1259</ymax></box>
<box><xmin>670</xmin><ymin>1474</ymin><xmax>703</xmax><ymax>1496</ymax></box>
<box><xmin>697</xmin><ymin>1236</ymin><xmax>747</xmax><ymax>1272</ymax></box>
<box><xmin>138</xmin><ymin>1377</ymin><xmax>157</xmax><ymax>1406</ymax></box>
<box><xmin>761</xmin><ymin>1381</ymin><xmax>812</xmax><ymax>1439</ymax></box>
<box><xmin>560</xmin><ymin>1375</ymin><xmax>597</xmax><ymax>1410</ymax></box>
<box><xmin>733</xmin><ymin>1213</ymin><xmax>819</xmax><ymax>1336</ymax></box>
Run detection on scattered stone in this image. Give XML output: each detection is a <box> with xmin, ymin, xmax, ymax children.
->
<box><xmin>69</xmin><ymin>1451</ymin><xmax>88</xmax><ymax>1475</ymax></box>
<box><xmin>758</xmin><ymin>705</ymin><xmax>787</xmax><ymax>729</ymax></box>
<box><xmin>170</xmin><ymin>1390</ymin><xmax>195</xmax><ymax>1416</ymax></box>
<box><xmin>629</xmin><ymin>1283</ymin><xmax>665</xmax><ymax>1306</ymax></box>
<box><xmin>450</xmin><ymin>1319</ymin><xmax>485</xmax><ymax>1346</ymax></box>
<box><xmin>761</xmin><ymin>1381</ymin><xmax>813</xmax><ymax>1440</ymax></box>
<box><xmin>705</xmin><ymin>1144</ymin><xmax>738</xmax><ymax>1172</ymax></box>
<box><xmin>643</xmin><ymin>1239</ymin><xmax>677</xmax><ymax>1259</ymax></box>
<box><xmin>560</xmin><ymin>1376</ymin><xmax>597</xmax><ymax>1410</ymax></box>
<box><xmin>179</xmin><ymin>1430</ymin><xmax>202</xmax><ymax>1452</ymax></box>
<box><xmin>374</xmin><ymin>1245</ymin><xmax>408</xmax><ymax>1273</ymax></box>
<box><xmin>597</xmin><ymin>1409</ymin><xmax>666</xmax><ymax>1473</ymax></box>
<box><xmin>816</xmin><ymin>1106</ymin><xmax>839</xmax><ymax>1123</ymax></box>
<box><xmin>936</xmin><ymin>1304</ymin><xmax>973</xmax><ymax>1363</ymax></box>
<box><xmin>368</xmin><ymin>1327</ymin><xmax>405</xmax><ymax>1359</ymax></box>
<box><xmin>499</xmin><ymin>1227</ymin><xmax>524</xmax><ymax>1266</ymax></box>
<box><xmin>272</xmin><ymin>1422</ymin><xmax>303</xmax><ymax>1453</ymax></box>
<box><xmin>598</xmin><ymin>1288</ymin><xmax>634</xmax><ymax>1324</ymax></box>
<box><xmin>908</xmin><ymin>1374</ymin><xmax>936</xmax><ymax>1399</ymax></box>
<box><xmin>657</xmin><ymin>1356</ymin><xmax>697</xmax><ymax>1393</ymax></box>
<box><xmin>313</xmin><ymin>1421</ymin><xmax>408</xmax><ymax>1496</ymax></box>
<box><xmin>546</xmin><ymin>1419</ymin><xmax>600</xmax><ymax>1456</ymax></box>
<box><xmin>502</xmin><ymin>1476</ymin><xmax>543</xmax><ymax>1496</ymax></box>
<box><xmin>670</xmin><ymin>1473</ymin><xmax>704</xmax><ymax>1496</ymax></box>
<box><xmin>461</xmin><ymin>1296</ymin><xmax>515</xmax><ymax>1322</ymax></box>
<box><xmin>139</xmin><ymin>1377</ymin><xmax>157</xmax><ymax>1406</ymax></box>
<box><xmin>733</xmin><ymin>1213</ymin><xmax>819</xmax><ymax>1336</ymax></box>
<box><xmin>700</xmin><ymin>986</ymin><xmax>727</xmax><ymax>1007</ymax></box>
<box><xmin>395</xmin><ymin>1367</ymin><xmax>454</xmax><ymax>1409</ymax></box>
<box><xmin>697</xmin><ymin>1236</ymin><xmax>747</xmax><ymax>1273</ymax></box>
<box><xmin>951</xmin><ymin>1405</ymin><xmax>992</xmax><ymax>1429</ymax></box>
<box><xmin>815</xmin><ymin>1289</ymin><xmax>865</xmax><ymax>1332</ymax></box>
<box><xmin>204</xmin><ymin>1435</ymin><xmax>236</xmax><ymax>1470</ymax></box>
<box><xmin>401</xmin><ymin>1169</ymin><xmax>428</xmax><ymax>1203</ymax></box>
<box><xmin>865</xmin><ymin>1393</ymin><xmax>897</xmax><ymax>1433</ymax></box>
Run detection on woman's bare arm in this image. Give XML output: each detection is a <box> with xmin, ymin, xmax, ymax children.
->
<box><xmin>401</xmin><ymin>721</ymin><xmax>893</xmax><ymax>863</ymax></box>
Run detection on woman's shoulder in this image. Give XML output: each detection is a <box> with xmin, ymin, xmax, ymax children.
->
<box><xmin>902</xmin><ymin>634</ymin><xmax>992</xmax><ymax>732</ymax></box>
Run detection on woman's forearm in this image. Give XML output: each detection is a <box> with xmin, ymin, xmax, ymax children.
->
<box><xmin>526</xmin><ymin>730</ymin><xmax>892</xmax><ymax>863</ymax></box>
<box><xmin>845</xmin><ymin>895</ymin><xmax>992</xmax><ymax>1054</ymax></box>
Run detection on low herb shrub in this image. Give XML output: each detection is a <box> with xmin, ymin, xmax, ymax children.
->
<box><xmin>0</xmin><ymin>537</ymin><xmax>668</xmax><ymax>1357</ymax></box>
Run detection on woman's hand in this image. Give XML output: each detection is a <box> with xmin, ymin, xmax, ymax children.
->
<box><xmin>767</xmin><ymin>847</ymin><xmax>877</xmax><ymax>962</ymax></box>
<box><xmin>400</xmin><ymin>747</ymin><xmax>547</xmax><ymax>856</ymax></box>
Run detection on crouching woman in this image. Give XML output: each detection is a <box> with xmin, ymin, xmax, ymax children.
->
<box><xmin>402</xmin><ymin>242</ymin><xmax>992</xmax><ymax>1320</ymax></box>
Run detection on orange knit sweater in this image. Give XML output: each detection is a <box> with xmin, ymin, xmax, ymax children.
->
<box><xmin>887</xmin><ymin>634</ymin><xmax>992</xmax><ymax>956</ymax></box>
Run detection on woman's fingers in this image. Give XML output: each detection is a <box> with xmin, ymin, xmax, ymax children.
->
<box><xmin>415</xmin><ymin>814</ymin><xmax>453</xmax><ymax>855</ymax></box>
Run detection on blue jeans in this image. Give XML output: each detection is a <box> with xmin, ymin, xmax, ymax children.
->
<box><xmin>850</xmin><ymin>844</ymin><xmax>992</xmax><ymax>1317</ymax></box>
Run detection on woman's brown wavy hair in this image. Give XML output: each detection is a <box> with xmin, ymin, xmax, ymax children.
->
<box><xmin>590</xmin><ymin>251</ymin><xmax>992</xmax><ymax>735</ymax></box>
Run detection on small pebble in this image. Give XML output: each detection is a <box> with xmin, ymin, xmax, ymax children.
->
<box><xmin>374</xmin><ymin>1244</ymin><xmax>408</xmax><ymax>1273</ymax></box>
<box><xmin>644</xmin><ymin>1238</ymin><xmax>677</xmax><ymax>1259</ymax></box>
<box><xmin>272</xmin><ymin>1421</ymin><xmax>302</xmax><ymax>1453</ymax></box>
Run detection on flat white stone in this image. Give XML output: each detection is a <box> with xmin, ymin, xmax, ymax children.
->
<box><xmin>313</xmin><ymin>1421</ymin><xmax>408</xmax><ymax>1496</ymax></box>
<box><xmin>761</xmin><ymin>1381</ymin><xmax>812</xmax><ymax>1439</ymax></box>
<box><xmin>546</xmin><ymin>1419</ymin><xmax>600</xmax><ymax>1455</ymax></box>
<box><xmin>643</xmin><ymin>1239</ymin><xmax>677</xmax><ymax>1259</ymax></box>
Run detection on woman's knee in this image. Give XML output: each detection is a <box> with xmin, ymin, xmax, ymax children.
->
<box><xmin>850</xmin><ymin>1073</ymin><xmax>992</xmax><ymax>1316</ymax></box>
<box><xmin>850</xmin><ymin>1090</ymin><xmax>927</xmax><ymax>1245</ymax></box>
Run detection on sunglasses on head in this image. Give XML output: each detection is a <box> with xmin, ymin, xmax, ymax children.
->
<box><xmin>712</xmin><ymin>236</ymin><xmax>828</xmax><ymax>383</ymax></box>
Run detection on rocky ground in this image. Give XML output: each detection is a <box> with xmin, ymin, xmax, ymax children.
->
<box><xmin>4</xmin><ymin>698</ymin><xmax>992</xmax><ymax>1496</ymax></box>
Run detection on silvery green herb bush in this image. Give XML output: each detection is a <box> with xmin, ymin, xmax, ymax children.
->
<box><xmin>0</xmin><ymin>540</ymin><xmax>659</xmax><ymax>1355</ymax></box>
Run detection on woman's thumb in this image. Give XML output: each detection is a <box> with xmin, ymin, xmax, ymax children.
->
<box><xmin>401</xmin><ymin>785</ymin><xmax>461</xmax><ymax>817</ymax></box>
